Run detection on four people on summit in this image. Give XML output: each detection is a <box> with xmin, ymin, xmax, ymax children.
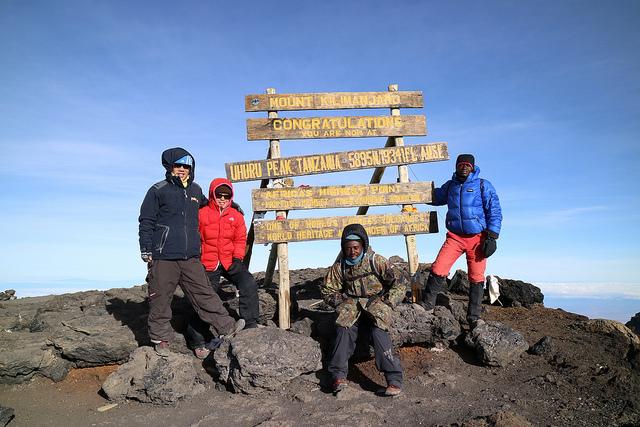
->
<box><xmin>138</xmin><ymin>147</ymin><xmax>502</xmax><ymax>395</ymax></box>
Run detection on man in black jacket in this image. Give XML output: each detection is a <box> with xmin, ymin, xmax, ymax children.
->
<box><xmin>139</xmin><ymin>147</ymin><xmax>243</xmax><ymax>356</ymax></box>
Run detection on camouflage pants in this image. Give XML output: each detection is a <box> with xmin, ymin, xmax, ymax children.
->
<box><xmin>327</xmin><ymin>315</ymin><xmax>403</xmax><ymax>387</ymax></box>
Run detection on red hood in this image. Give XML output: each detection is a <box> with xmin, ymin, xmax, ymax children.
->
<box><xmin>208</xmin><ymin>177</ymin><xmax>234</xmax><ymax>207</ymax></box>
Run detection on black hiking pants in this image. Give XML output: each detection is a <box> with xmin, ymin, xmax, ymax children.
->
<box><xmin>327</xmin><ymin>314</ymin><xmax>403</xmax><ymax>388</ymax></box>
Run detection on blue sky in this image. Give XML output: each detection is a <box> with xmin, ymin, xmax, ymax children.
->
<box><xmin>1</xmin><ymin>1</ymin><xmax>639</xmax><ymax>310</ymax></box>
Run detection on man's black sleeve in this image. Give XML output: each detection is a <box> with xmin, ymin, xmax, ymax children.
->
<box><xmin>138</xmin><ymin>187</ymin><xmax>158</xmax><ymax>253</ymax></box>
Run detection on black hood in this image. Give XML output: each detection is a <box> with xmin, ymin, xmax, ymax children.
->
<box><xmin>161</xmin><ymin>147</ymin><xmax>195</xmax><ymax>185</ymax></box>
<box><xmin>340</xmin><ymin>223</ymin><xmax>369</xmax><ymax>255</ymax></box>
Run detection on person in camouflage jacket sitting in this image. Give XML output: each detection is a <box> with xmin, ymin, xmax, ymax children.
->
<box><xmin>321</xmin><ymin>223</ymin><xmax>406</xmax><ymax>396</ymax></box>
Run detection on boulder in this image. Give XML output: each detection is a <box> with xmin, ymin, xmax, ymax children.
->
<box><xmin>579</xmin><ymin>319</ymin><xmax>640</xmax><ymax>369</ymax></box>
<box><xmin>0</xmin><ymin>290</ymin><xmax>15</xmax><ymax>301</ymax></box>
<box><xmin>437</xmin><ymin>293</ymin><xmax>470</xmax><ymax>326</ymax></box>
<box><xmin>0</xmin><ymin>337</ymin><xmax>73</xmax><ymax>383</ymax></box>
<box><xmin>449</xmin><ymin>270</ymin><xmax>470</xmax><ymax>295</ymax></box>
<box><xmin>212</xmin><ymin>327</ymin><xmax>322</xmax><ymax>394</ymax></box>
<box><xmin>390</xmin><ymin>304</ymin><xmax>461</xmax><ymax>346</ymax></box>
<box><xmin>465</xmin><ymin>321</ymin><xmax>529</xmax><ymax>367</ymax></box>
<box><xmin>0</xmin><ymin>406</ymin><xmax>14</xmax><ymax>427</ymax></box>
<box><xmin>494</xmin><ymin>277</ymin><xmax>543</xmax><ymax>308</ymax></box>
<box><xmin>626</xmin><ymin>312</ymin><xmax>640</xmax><ymax>336</ymax></box>
<box><xmin>529</xmin><ymin>336</ymin><xmax>554</xmax><ymax>355</ymax></box>
<box><xmin>0</xmin><ymin>282</ymin><xmax>280</xmax><ymax>384</ymax></box>
<box><xmin>101</xmin><ymin>346</ymin><xmax>205</xmax><ymax>404</ymax></box>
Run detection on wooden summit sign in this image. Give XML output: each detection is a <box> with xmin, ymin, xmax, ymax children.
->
<box><xmin>252</xmin><ymin>182</ymin><xmax>434</xmax><ymax>211</ymax></box>
<box><xmin>245</xmin><ymin>91</ymin><xmax>424</xmax><ymax>112</ymax></box>
<box><xmin>254</xmin><ymin>212</ymin><xmax>438</xmax><ymax>244</ymax></box>
<box><xmin>239</xmin><ymin>85</ymin><xmax>448</xmax><ymax>329</ymax></box>
<box><xmin>247</xmin><ymin>115</ymin><xmax>426</xmax><ymax>141</ymax></box>
<box><xmin>226</xmin><ymin>142</ymin><xmax>448</xmax><ymax>182</ymax></box>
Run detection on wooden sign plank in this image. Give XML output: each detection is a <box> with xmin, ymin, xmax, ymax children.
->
<box><xmin>245</xmin><ymin>91</ymin><xmax>423</xmax><ymax>112</ymax></box>
<box><xmin>252</xmin><ymin>182</ymin><xmax>434</xmax><ymax>211</ymax></box>
<box><xmin>254</xmin><ymin>212</ymin><xmax>438</xmax><ymax>244</ymax></box>
<box><xmin>246</xmin><ymin>115</ymin><xmax>426</xmax><ymax>141</ymax></box>
<box><xmin>226</xmin><ymin>142</ymin><xmax>448</xmax><ymax>182</ymax></box>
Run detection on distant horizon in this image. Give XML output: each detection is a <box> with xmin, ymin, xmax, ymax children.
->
<box><xmin>3</xmin><ymin>277</ymin><xmax>637</xmax><ymax>324</ymax></box>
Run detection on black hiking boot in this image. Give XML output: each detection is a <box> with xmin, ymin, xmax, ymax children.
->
<box><xmin>420</xmin><ymin>273</ymin><xmax>446</xmax><ymax>312</ymax></box>
<box><xmin>467</xmin><ymin>281</ymin><xmax>485</xmax><ymax>327</ymax></box>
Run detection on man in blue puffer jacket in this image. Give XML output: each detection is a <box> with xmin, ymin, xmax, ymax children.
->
<box><xmin>422</xmin><ymin>154</ymin><xmax>502</xmax><ymax>327</ymax></box>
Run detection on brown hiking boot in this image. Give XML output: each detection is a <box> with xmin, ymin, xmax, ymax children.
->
<box><xmin>383</xmin><ymin>384</ymin><xmax>402</xmax><ymax>397</ymax></box>
<box><xmin>154</xmin><ymin>341</ymin><xmax>171</xmax><ymax>357</ymax></box>
<box><xmin>194</xmin><ymin>347</ymin><xmax>211</xmax><ymax>359</ymax></box>
<box><xmin>332</xmin><ymin>378</ymin><xmax>348</xmax><ymax>393</ymax></box>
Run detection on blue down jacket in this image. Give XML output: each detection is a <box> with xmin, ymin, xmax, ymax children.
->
<box><xmin>432</xmin><ymin>165</ymin><xmax>502</xmax><ymax>236</ymax></box>
<box><xmin>138</xmin><ymin>147</ymin><xmax>207</xmax><ymax>260</ymax></box>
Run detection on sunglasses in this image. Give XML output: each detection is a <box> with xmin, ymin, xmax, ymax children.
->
<box><xmin>173</xmin><ymin>163</ymin><xmax>191</xmax><ymax>170</ymax></box>
<box><xmin>215</xmin><ymin>193</ymin><xmax>231</xmax><ymax>200</ymax></box>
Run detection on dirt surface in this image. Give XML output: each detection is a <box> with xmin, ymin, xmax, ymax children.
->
<box><xmin>1</xmin><ymin>303</ymin><xmax>638</xmax><ymax>427</ymax></box>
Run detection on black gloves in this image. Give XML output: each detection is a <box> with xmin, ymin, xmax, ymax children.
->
<box><xmin>482</xmin><ymin>232</ymin><xmax>498</xmax><ymax>258</ymax></box>
<box><xmin>227</xmin><ymin>258</ymin><xmax>244</xmax><ymax>275</ymax></box>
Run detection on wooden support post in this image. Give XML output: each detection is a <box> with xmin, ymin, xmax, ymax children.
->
<box><xmin>244</xmin><ymin>146</ymin><xmax>272</xmax><ymax>269</ymax></box>
<box><xmin>261</xmin><ymin>88</ymin><xmax>291</xmax><ymax>329</ymax></box>
<box><xmin>388</xmin><ymin>84</ymin><xmax>420</xmax><ymax>300</ymax></box>
<box><xmin>263</xmin><ymin>243</ymin><xmax>278</xmax><ymax>286</ymax></box>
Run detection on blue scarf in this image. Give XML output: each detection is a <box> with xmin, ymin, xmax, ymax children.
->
<box><xmin>344</xmin><ymin>252</ymin><xmax>364</xmax><ymax>266</ymax></box>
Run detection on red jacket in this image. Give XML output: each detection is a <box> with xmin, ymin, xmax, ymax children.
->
<box><xmin>199</xmin><ymin>178</ymin><xmax>246</xmax><ymax>271</ymax></box>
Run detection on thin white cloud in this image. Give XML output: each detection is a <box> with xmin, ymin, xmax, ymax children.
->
<box><xmin>534</xmin><ymin>282</ymin><xmax>640</xmax><ymax>299</ymax></box>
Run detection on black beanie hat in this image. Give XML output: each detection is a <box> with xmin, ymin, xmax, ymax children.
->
<box><xmin>456</xmin><ymin>154</ymin><xmax>475</xmax><ymax>167</ymax></box>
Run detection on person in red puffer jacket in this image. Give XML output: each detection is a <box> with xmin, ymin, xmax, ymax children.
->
<box><xmin>186</xmin><ymin>178</ymin><xmax>260</xmax><ymax>359</ymax></box>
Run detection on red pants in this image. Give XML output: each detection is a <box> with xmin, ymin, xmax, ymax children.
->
<box><xmin>431</xmin><ymin>232</ymin><xmax>487</xmax><ymax>283</ymax></box>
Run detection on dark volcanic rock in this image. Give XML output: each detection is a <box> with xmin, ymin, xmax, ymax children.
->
<box><xmin>102</xmin><ymin>346</ymin><xmax>204</xmax><ymax>404</ymax></box>
<box><xmin>626</xmin><ymin>312</ymin><xmax>640</xmax><ymax>336</ymax></box>
<box><xmin>0</xmin><ymin>406</ymin><xmax>14</xmax><ymax>427</ymax></box>
<box><xmin>0</xmin><ymin>290</ymin><xmax>15</xmax><ymax>301</ymax></box>
<box><xmin>529</xmin><ymin>336</ymin><xmax>554</xmax><ymax>355</ymax></box>
<box><xmin>390</xmin><ymin>304</ymin><xmax>461</xmax><ymax>346</ymax></box>
<box><xmin>0</xmin><ymin>338</ymin><xmax>74</xmax><ymax>383</ymax></box>
<box><xmin>0</xmin><ymin>284</ymin><xmax>279</xmax><ymax>384</ymax></box>
<box><xmin>212</xmin><ymin>327</ymin><xmax>322</xmax><ymax>394</ymax></box>
<box><xmin>578</xmin><ymin>319</ymin><xmax>640</xmax><ymax>369</ymax></box>
<box><xmin>495</xmin><ymin>277</ymin><xmax>543</xmax><ymax>308</ymax></box>
<box><xmin>465</xmin><ymin>321</ymin><xmax>529</xmax><ymax>367</ymax></box>
<box><xmin>449</xmin><ymin>269</ymin><xmax>470</xmax><ymax>295</ymax></box>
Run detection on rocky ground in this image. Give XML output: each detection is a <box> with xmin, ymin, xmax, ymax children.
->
<box><xmin>0</xmin><ymin>266</ymin><xmax>639</xmax><ymax>427</ymax></box>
